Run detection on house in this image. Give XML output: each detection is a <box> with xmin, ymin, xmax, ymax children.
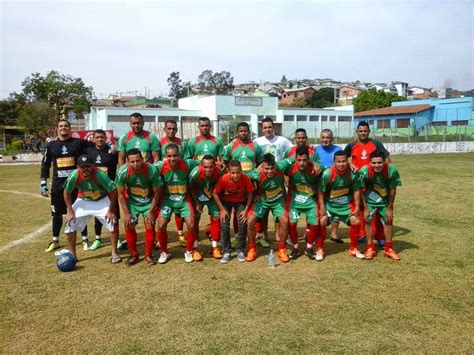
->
<box><xmin>338</xmin><ymin>85</ymin><xmax>360</xmax><ymax>104</ymax></box>
<box><xmin>279</xmin><ymin>87</ymin><xmax>316</xmax><ymax>105</ymax></box>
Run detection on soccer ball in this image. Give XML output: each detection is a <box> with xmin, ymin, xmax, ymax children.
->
<box><xmin>56</xmin><ymin>250</ymin><xmax>77</xmax><ymax>272</ymax></box>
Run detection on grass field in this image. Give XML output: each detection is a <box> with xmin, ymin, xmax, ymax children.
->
<box><xmin>1</xmin><ymin>154</ymin><xmax>473</xmax><ymax>353</ymax></box>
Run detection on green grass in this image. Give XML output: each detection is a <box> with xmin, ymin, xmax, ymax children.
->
<box><xmin>1</xmin><ymin>154</ymin><xmax>473</xmax><ymax>353</ymax></box>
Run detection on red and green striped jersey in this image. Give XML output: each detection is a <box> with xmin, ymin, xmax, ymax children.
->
<box><xmin>358</xmin><ymin>164</ymin><xmax>401</xmax><ymax>207</ymax></box>
<box><xmin>223</xmin><ymin>139</ymin><xmax>263</xmax><ymax>172</ymax></box>
<box><xmin>344</xmin><ymin>139</ymin><xmax>389</xmax><ymax>170</ymax></box>
<box><xmin>188</xmin><ymin>165</ymin><xmax>222</xmax><ymax>203</ymax></box>
<box><xmin>115</xmin><ymin>163</ymin><xmax>161</xmax><ymax>205</ymax></box>
<box><xmin>159</xmin><ymin>136</ymin><xmax>188</xmax><ymax>159</ymax></box>
<box><xmin>154</xmin><ymin>159</ymin><xmax>199</xmax><ymax>201</ymax></box>
<box><xmin>319</xmin><ymin>166</ymin><xmax>360</xmax><ymax>214</ymax></box>
<box><xmin>283</xmin><ymin>145</ymin><xmax>320</xmax><ymax>163</ymax></box>
<box><xmin>253</xmin><ymin>161</ymin><xmax>288</xmax><ymax>202</ymax></box>
<box><xmin>187</xmin><ymin>135</ymin><xmax>224</xmax><ymax>161</ymax></box>
<box><xmin>117</xmin><ymin>131</ymin><xmax>160</xmax><ymax>163</ymax></box>
<box><xmin>64</xmin><ymin>168</ymin><xmax>115</xmax><ymax>201</ymax></box>
<box><xmin>280</xmin><ymin>159</ymin><xmax>320</xmax><ymax>207</ymax></box>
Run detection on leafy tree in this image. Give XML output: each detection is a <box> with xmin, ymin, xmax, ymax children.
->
<box><xmin>11</xmin><ymin>70</ymin><xmax>94</xmax><ymax>119</ymax></box>
<box><xmin>306</xmin><ymin>87</ymin><xmax>335</xmax><ymax>108</ymax></box>
<box><xmin>353</xmin><ymin>88</ymin><xmax>406</xmax><ymax>112</ymax></box>
<box><xmin>17</xmin><ymin>100</ymin><xmax>56</xmax><ymax>136</ymax></box>
<box><xmin>167</xmin><ymin>71</ymin><xmax>190</xmax><ymax>104</ymax></box>
<box><xmin>0</xmin><ymin>99</ymin><xmax>20</xmax><ymax>126</ymax></box>
<box><xmin>197</xmin><ymin>70</ymin><xmax>234</xmax><ymax>94</ymax></box>
<box><xmin>288</xmin><ymin>97</ymin><xmax>308</xmax><ymax>108</ymax></box>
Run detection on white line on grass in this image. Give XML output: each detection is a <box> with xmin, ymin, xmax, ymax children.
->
<box><xmin>0</xmin><ymin>222</ymin><xmax>50</xmax><ymax>253</ymax></box>
<box><xmin>0</xmin><ymin>190</ymin><xmax>46</xmax><ymax>199</ymax></box>
<box><xmin>0</xmin><ymin>190</ymin><xmax>50</xmax><ymax>253</ymax></box>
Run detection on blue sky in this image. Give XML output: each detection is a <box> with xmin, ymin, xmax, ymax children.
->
<box><xmin>1</xmin><ymin>0</ymin><xmax>472</xmax><ymax>98</ymax></box>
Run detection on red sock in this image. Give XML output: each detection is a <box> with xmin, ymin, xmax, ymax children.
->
<box><xmin>385</xmin><ymin>241</ymin><xmax>393</xmax><ymax>250</ymax></box>
<box><xmin>255</xmin><ymin>221</ymin><xmax>262</xmax><ymax>234</ymax></box>
<box><xmin>307</xmin><ymin>225</ymin><xmax>317</xmax><ymax>244</ymax></box>
<box><xmin>210</xmin><ymin>216</ymin><xmax>221</xmax><ymax>242</ymax></box>
<box><xmin>349</xmin><ymin>224</ymin><xmax>359</xmax><ymax>249</ymax></box>
<box><xmin>186</xmin><ymin>230</ymin><xmax>194</xmax><ymax>251</ymax></box>
<box><xmin>289</xmin><ymin>223</ymin><xmax>298</xmax><ymax>245</ymax></box>
<box><xmin>144</xmin><ymin>228</ymin><xmax>155</xmax><ymax>256</ymax></box>
<box><xmin>125</xmin><ymin>229</ymin><xmax>138</xmax><ymax>256</ymax></box>
<box><xmin>368</xmin><ymin>242</ymin><xmax>375</xmax><ymax>250</ymax></box>
<box><xmin>316</xmin><ymin>225</ymin><xmax>326</xmax><ymax>250</ymax></box>
<box><xmin>278</xmin><ymin>242</ymin><xmax>286</xmax><ymax>250</ymax></box>
<box><xmin>175</xmin><ymin>215</ymin><xmax>184</xmax><ymax>231</ymax></box>
<box><xmin>157</xmin><ymin>230</ymin><xmax>168</xmax><ymax>253</ymax></box>
<box><xmin>248</xmin><ymin>243</ymin><xmax>256</xmax><ymax>250</ymax></box>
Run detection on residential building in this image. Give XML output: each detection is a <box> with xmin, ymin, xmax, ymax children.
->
<box><xmin>280</xmin><ymin>87</ymin><xmax>316</xmax><ymax>105</ymax></box>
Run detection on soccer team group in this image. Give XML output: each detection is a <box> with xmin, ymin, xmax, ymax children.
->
<box><xmin>40</xmin><ymin>113</ymin><xmax>402</xmax><ymax>266</ymax></box>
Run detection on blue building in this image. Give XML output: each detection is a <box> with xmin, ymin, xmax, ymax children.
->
<box><xmin>354</xmin><ymin>97</ymin><xmax>474</xmax><ymax>135</ymax></box>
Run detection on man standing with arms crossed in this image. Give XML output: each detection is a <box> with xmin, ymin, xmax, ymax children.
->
<box><xmin>187</xmin><ymin>117</ymin><xmax>224</xmax><ymax>162</ymax></box>
<box><xmin>41</xmin><ymin>119</ymin><xmax>90</xmax><ymax>253</ymax></box>
<box><xmin>117</xmin><ymin>112</ymin><xmax>160</xmax><ymax>250</ymax></box>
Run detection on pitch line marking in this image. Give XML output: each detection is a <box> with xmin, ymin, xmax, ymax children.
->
<box><xmin>0</xmin><ymin>189</ymin><xmax>50</xmax><ymax>253</ymax></box>
<box><xmin>0</xmin><ymin>222</ymin><xmax>50</xmax><ymax>253</ymax></box>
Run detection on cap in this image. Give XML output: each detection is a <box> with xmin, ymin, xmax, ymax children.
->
<box><xmin>77</xmin><ymin>154</ymin><xmax>94</xmax><ymax>167</ymax></box>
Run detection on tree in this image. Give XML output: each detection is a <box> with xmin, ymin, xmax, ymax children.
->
<box><xmin>281</xmin><ymin>75</ymin><xmax>287</xmax><ymax>83</ymax></box>
<box><xmin>11</xmin><ymin>70</ymin><xmax>94</xmax><ymax>119</ymax></box>
<box><xmin>167</xmin><ymin>71</ymin><xmax>190</xmax><ymax>104</ymax></box>
<box><xmin>197</xmin><ymin>70</ymin><xmax>234</xmax><ymax>94</ymax></box>
<box><xmin>353</xmin><ymin>88</ymin><xmax>406</xmax><ymax>112</ymax></box>
<box><xmin>306</xmin><ymin>87</ymin><xmax>335</xmax><ymax>108</ymax></box>
<box><xmin>0</xmin><ymin>99</ymin><xmax>20</xmax><ymax>126</ymax></box>
<box><xmin>17</xmin><ymin>100</ymin><xmax>56</xmax><ymax>136</ymax></box>
<box><xmin>288</xmin><ymin>97</ymin><xmax>308</xmax><ymax>108</ymax></box>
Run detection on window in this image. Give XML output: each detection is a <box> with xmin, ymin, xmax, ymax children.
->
<box><xmin>284</xmin><ymin>115</ymin><xmax>294</xmax><ymax>122</ymax></box>
<box><xmin>451</xmin><ymin>120</ymin><xmax>469</xmax><ymax>126</ymax></box>
<box><xmin>432</xmin><ymin>121</ymin><xmax>447</xmax><ymax>126</ymax></box>
<box><xmin>338</xmin><ymin>116</ymin><xmax>352</xmax><ymax>122</ymax></box>
<box><xmin>309</xmin><ymin>115</ymin><xmax>319</xmax><ymax>122</ymax></box>
<box><xmin>297</xmin><ymin>115</ymin><xmax>307</xmax><ymax>122</ymax></box>
<box><xmin>377</xmin><ymin>119</ymin><xmax>391</xmax><ymax>129</ymax></box>
<box><xmin>321</xmin><ymin>116</ymin><xmax>328</xmax><ymax>122</ymax></box>
<box><xmin>396</xmin><ymin>119</ymin><xmax>410</xmax><ymax>128</ymax></box>
<box><xmin>329</xmin><ymin>116</ymin><xmax>336</xmax><ymax>122</ymax></box>
<box><xmin>158</xmin><ymin>116</ymin><xmax>177</xmax><ymax>122</ymax></box>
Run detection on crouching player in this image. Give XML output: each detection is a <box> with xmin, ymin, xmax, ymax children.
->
<box><xmin>63</xmin><ymin>155</ymin><xmax>120</xmax><ymax>263</ymax></box>
<box><xmin>155</xmin><ymin>144</ymin><xmax>199</xmax><ymax>264</ymax></box>
<box><xmin>189</xmin><ymin>155</ymin><xmax>224</xmax><ymax>259</ymax></box>
<box><xmin>284</xmin><ymin>146</ymin><xmax>322</xmax><ymax>260</ymax></box>
<box><xmin>213</xmin><ymin>160</ymin><xmax>254</xmax><ymax>264</ymax></box>
<box><xmin>115</xmin><ymin>149</ymin><xmax>161</xmax><ymax>266</ymax></box>
<box><xmin>358</xmin><ymin>151</ymin><xmax>401</xmax><ymax>260</ymax></box>
<box><xmin>247</xmin><ymin>153</ymin><xmax>290</xmax><ymax>262</ymax></box>
<box><xmin>318</xmin><ymin>151</ymin><xmax>365</xmax><ymax>261</ymax></box>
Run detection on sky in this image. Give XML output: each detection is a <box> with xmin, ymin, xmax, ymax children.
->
<box><xmin>1</xmin><ymin>0</ymin><xmax>473</xmax><ymax>99</ymax></box>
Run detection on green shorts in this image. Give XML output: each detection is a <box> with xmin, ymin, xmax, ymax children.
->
<box><xmin>252</xmin><ymin>198</ymin><xmax>285</xmax><ymax>220</ymax></box>
<box><xmin>366</xmin><ymin>205</ymin><xmax>392</xmax><ymax>225</ymax></box>
<box><xmin>127</xmin><ymin>202</ymin><xmax>152</xmax><ymax>218</ymax></box>
<box><xmin>326</xmin><ymin>203</ymin><xmax>357</xmax><ymax>226</ymax></box>
<box><xmin>195</xmin><ymin>199</ymin><xmax>219</xmax><ymax>218</ymax></box>
<box><xmin>159</xmin><ymin>196</ymin><xmax>194</xmax><ymax>219</ymax></box>
<box><xmin>288</xmin><ymin>199</ymin><xmax>318</xmax><ymax>225</ymax></box>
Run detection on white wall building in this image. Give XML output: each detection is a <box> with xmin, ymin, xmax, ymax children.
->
<box><xmin>85</xmin><ymin>95</ymin><xmax>354</xmax><ymax>140</ymax></box>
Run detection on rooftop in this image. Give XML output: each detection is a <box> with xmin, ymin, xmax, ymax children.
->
<box><xmin>355</xmin><ymin>104</ymin><xmax>433</xmax><ymax>117</ymax></box>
